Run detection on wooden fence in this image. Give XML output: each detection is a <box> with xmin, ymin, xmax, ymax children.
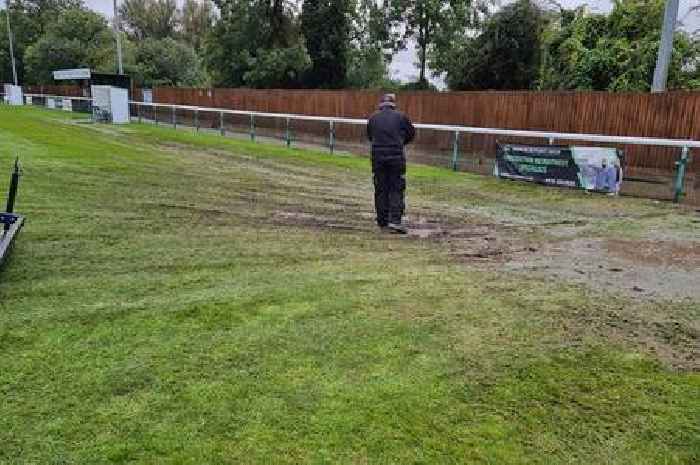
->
<box><xmin>149</xmin><ymin>88</ymin><xmax>700</xmax><ymax>172</ymax></box>
<box><xmin>23</xmin><ymin>85</ymin><xmax>700</xmax><ymax>203</ymax></box>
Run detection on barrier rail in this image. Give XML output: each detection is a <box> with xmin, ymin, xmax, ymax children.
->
<box><xmin>16</xmin><ymin>94</ymin><xmax>700</xmax><ymax>202</ymax></box>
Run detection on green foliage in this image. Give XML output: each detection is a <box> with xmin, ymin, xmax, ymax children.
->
<box><xmin>540</xmin><ymin>0</ymin><xmax>700</xmax><ymax>91</ymax></box>
<box><xmin>15</xmin><ymin>0</ymin><xmax>83</xmax><ymax>34</ymax></box>
<box><xmin>118</xmin><ymin>0</ymin><xmax>215</xmax><ymax>85</ymax></box>
<box><xmin>439</xmin><ymin>0</ymin><xmax>548</xmax><ymax>90</ymax></box>
<box><xmin>389</xmin><ymin>0</ymin><xmax>492</xmax><ymax>84</ymax></box>
<box><xmin>118</xmin><ymin>0</ymin><xmax>179</xmax><ymax>41</ymax></box>
<box><xmin>131</xmin><ymin>37</ymin><xmax>208</xmax><ymax>87</ymax></box>
<box><xmin>0</xmin><ymin>0</ymin><xmax>82</xmax><ymax>84</ymax></box>
<box><xmin>23</xmin><ymin>6</ymin><xmax>113</xmax><ymax>84</ymax></box>
<box><xmin>301</xmin><ymin>0</ymin><xmax>351</xmax><ymax>88</ymax></box>
<box><xmin>345</xmin><ymin>0</ymin><xmax>392</xmax><ymax>88</ymax></box>
<box><xmin>4</xmin><ymin>0</ymin><xmax>699</xmax><ymax>91</ymax></box>
<box><xmin>205</xmin><ymin>0</ymin><xmax>310</xmax><ymax>88</ymax></box>
<box><xmin>241</xmin><ymin>44</ymin><xmax>310</xmax><ymax>88</ymax></box>
<box><xmin>0</xmin><ymin>9</ymin><xmax>30</xmax><ymax>84</ymax></box>
<box><xmin>181</xmin><ymin>0</ymin><xmax>216</xmax><ymax>50</ymax></box>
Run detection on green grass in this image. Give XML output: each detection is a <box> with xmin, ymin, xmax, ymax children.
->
<box><xmin>0</xmin><ymin>106</ymin><xmax>698</xmax><ymax>465</ymax></box>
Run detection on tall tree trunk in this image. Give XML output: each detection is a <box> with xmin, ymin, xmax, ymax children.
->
<box><xmin>418</xmin><ymin>24</ymin><xmax>427</xmax><ymax>84</ymax></box>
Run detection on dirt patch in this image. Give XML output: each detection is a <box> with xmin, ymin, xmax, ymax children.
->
<box><xmin>606</xmin><ymin>239</ymin><xmax>700</xmax><ymax>271</ymax></box>
<box><xmin>504</xmin><ymin>238</ymin><xmax>700</xmax><ymax>301</ymax></box>
<box><xmin>402</xmin><ymin>214</ymin><xmax>549</xmax><ymax>264</ymax></box>
<box><xmin>271</xmin><ymin>206</ymin><xmax>700</xmax><ymax>302</ymax></box>
<box><xmin>152</xmin><ymin>135</ymin><xmax>700</xmax><ymax>295</ymax></box>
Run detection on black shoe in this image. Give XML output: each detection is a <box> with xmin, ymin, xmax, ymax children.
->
<box><xmin>387</xmin><ymin>223</ymin><xmax>407</xmax><ymax>234</ymax></box>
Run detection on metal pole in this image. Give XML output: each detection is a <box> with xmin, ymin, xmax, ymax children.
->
<box><xmin>154</xmin><ymin>106</ymin><xmax>158</xmax><ymax>126</ymax></box>
<box><xmin>285</xmin><ymin>117</ymin><xmax>291</xmax><ymax>148</ymax></box>
<box><xmin>673</xmin><ymin>146</ymin><xmax>689</xmax><ymax>203</ymax></box>
<box><xmin>5</xmin><ymin>157</ymin><xmax>20</xmax><ymax>214</ymax></box>
<box><xmin>113</xmin><ymin>0</ymin><xmax>123</xmax><ymax>74</ymax></box>
<box><xmin>195</xmin><ymin>109</ymin><xmax>199</xmax><ymax>132</ymax></box>
<box><xmin>451</xmin><ymin>131</ymin><xmax>459</xmax><ymax>171</ymax></box>
<box><xmin>5</xmin><ymin>0</ymin><xmax>18</xmax><ymax>85</ymax></box>
<box><xmin>137</xmin><ymin>103</ymin><xmax>141</xmax><ymax>123</ymax></box>
<box><xmin>652</xmin><ymin>0</ymin><xmax>679</xmax><ymax>92</ymax></box>
<box><xmin>220</xmin><ymin>111</ymin><xmax>225</xmax><ymax>136</ymax></box>
<box><xmin>329</xmin><ymin>121</ymin><xmax>335</xmax><ymax>154</ymax></box>
<box><xmin>172</xmin><ymin>106</ymin><xmax>176</xmax><ymax>129</ymax></box>
<box><xmin>250</xmin><ymin>114</ymin><xmax>255</xmax><ymax>141</ymax></box>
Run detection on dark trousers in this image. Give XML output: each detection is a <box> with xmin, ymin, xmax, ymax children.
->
<box><xmin>372</xmin><ymin>156</ymin><xmax>406</xmax><ymax>226</ymax></box>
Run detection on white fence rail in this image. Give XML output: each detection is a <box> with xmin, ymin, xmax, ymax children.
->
<box><xmin>16</xmin><ymin>93</ymin><xmax>699</xmax><ymax>202</ymax></box>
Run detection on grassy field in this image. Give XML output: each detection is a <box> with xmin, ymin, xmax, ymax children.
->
<box><xmin>0</xmin><ymin>106</ymin><xmax>698</xmax><ymax>465</ymax></box>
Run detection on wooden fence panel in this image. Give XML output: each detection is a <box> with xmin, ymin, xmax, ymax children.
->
<box><xmin>23</xmin><ymin>85</ymin><xmax>700</xmax><ymax>178</ymax></box>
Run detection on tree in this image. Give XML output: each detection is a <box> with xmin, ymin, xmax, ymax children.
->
<box><xmin>0</xmin><ymin>0</ymin><xmax>83</xmax><ymax>83</ymax></box>
<box><xmin>18</xmin><ymin>0</ymin><xmax>83</xmax><ymax>34</ymax></box>
<box><xmin>440</xmin><ymin>0</ymin><xmax>548</xmax><ymax>90</ymax></box>
<box><xmin>118</xmin><ymin>0</ymin><xmax>179</xmax><ymax>41</ymax></box>
<box><xmin>301</xmin><ymin>0</ymin><xmax>351</xmax><ymax>88</ymax></box>
<box><xmin>540</xmin><ymin>0</ymin><xmax>700</xmax><ymax>91</ymax></box>
<box><xmin>345</xmin><ymin>0</ymin><xmax>392</xmax><ymax>88</ymax></box>
<box><xmin>181</xmin><ymin>0</ymin><xmax>216</xmax><ymax>50</ymax></box>
<box><xmin>132</xmin><ymin>37</ymin><xmax>208</xmax><ymax>87</ymax></box>
<box><xmin>204</xmin><ymin>0</ymin><xmax>310</xmax><ymax>88</ymax></box>
<box><xmin>388</xmin><ymin>0</ymin><xmax>492</xmax><ymax>85</ymax></box>
<box><xmin>23</xmin><ymin>6</ymin><xmax>113</xmax><ymax>84</ymax></box>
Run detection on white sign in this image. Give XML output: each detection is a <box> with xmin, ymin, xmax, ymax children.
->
<box><xmin>91</xmin><ymin>85</ymin><xmax>129</xmax><ymax>124</ymax></box>
<box><xmin>53</xmin><ymin>68</ymin><xmax>91</xmax><ymax>80</ymax></box>
<box><xmin>3</xmin><ymin>85</ymin><xmax>23</xmax><ymax>105</ymax></box>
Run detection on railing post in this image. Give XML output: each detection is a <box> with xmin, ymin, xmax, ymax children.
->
<box><xmin>195</xmin><ymin>109</ymin><xmax>200</xmax><ymax>133</ymax></box>
<box><xmin>285</xmin><ymin>117</ymin><xmax>291</xmax><ymax>148</ymax></box>
<box><xmin>673</xmin><ymin>146</ymin><xmax>690</xmax><ymax>203</ymax></box>
<box><xmin>250</xmin><ymin>114</ymin><xmax>256</xmax><ymax>141</ymax></box>
<box><xmin>5</xmin><ymin>158</ymin><xmax>20</xmax><ymax>214</ymax></box>
<box><xmin>451</xmin><ymin>131</ymin><xmax>460</xmax><ymax>171</ymax></box>
<box><xmin>220</xmin><ymin>112</ymin><xmax>225</xmax><ymax>136</ymax></box>
<box><xmin>172</xmin><ymin>106</ymin><xmax>176</xmax><ymax>129</ymax></box>
<box><xmin>154</xmin><ymin>106</ymin><xmax>158</xmax><ymax>126</ymax></box>
<box><xmin>329</xmin><ymin>120</ymin><xmax>335</xmax><ymax>154</ymax></box>
<box><xmin>137</xmin><ymin>103</ymin><xmax>141</xmax><ymax>124</ymax></box>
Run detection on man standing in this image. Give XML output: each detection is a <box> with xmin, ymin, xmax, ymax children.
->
<box><xmin>367</xmin><ymin>94</ymin><xmax>416</xmax><ymax>234</ymax></box>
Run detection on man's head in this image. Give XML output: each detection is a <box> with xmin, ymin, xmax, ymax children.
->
<box><xmin>379</xmin><ymin>93</ymin><xmax>397</xmax><ymax>109</ymax></box>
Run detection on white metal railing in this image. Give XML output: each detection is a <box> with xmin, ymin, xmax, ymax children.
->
<box><xmin>132</xmin><ymin>100</ymin><xmax>700</xmax><ymax>149</ymax></box>
<box><xmin>17</xmin><ymin>93</ymin><xmax>699</xmax><ymax>201</ymax></box>
<box><xmin>22</xmin><ymin>94</ymin><xmax>700</xmax><ymax>149</ymax></box>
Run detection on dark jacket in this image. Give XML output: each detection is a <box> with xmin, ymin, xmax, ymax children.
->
<box><xmin>367</xmin><ymin>108</ymin><xmax>416</xmax><ymax>159</ymax></box>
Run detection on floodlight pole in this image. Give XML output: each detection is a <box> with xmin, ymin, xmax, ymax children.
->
<box><xmin>652</xmin><ymin>0</ymin><xmax>680</xmax><ymax>92</ymax></box>
<box><xmin>4</xmin><ymin>0</ymin><xmax>18</xmax><ymax>85</ymax></box>
<box><xmin>113</xmin><ymin>0</ymin><xmax>123</xmax><ymax>75</ymax></box>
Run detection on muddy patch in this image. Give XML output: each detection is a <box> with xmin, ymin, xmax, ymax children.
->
<box><xmin>606</xmin><ymin>239</ymin><xmax>700</xmax><ymax>271</ymax></box>
<box><xmin>151</xmin><ymin>137</ymin><xmax>700</xmax><ymax>302</ymax></box>
<box><xmin>505</xmin><ymin>238</ymin><xmax>700</xmax><ymax>300</ymax></box>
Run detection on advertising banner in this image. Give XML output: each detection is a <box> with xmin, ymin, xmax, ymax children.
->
<box><xmin>495</xmin><ymin>144</ymin><xmax>622</xmax><ymax>194</ymax></box>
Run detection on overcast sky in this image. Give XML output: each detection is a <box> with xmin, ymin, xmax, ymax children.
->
<box><xmin>85</xmin><ymin>0</ymin><xmax>698</xmax><ymax>84</ymax></box>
